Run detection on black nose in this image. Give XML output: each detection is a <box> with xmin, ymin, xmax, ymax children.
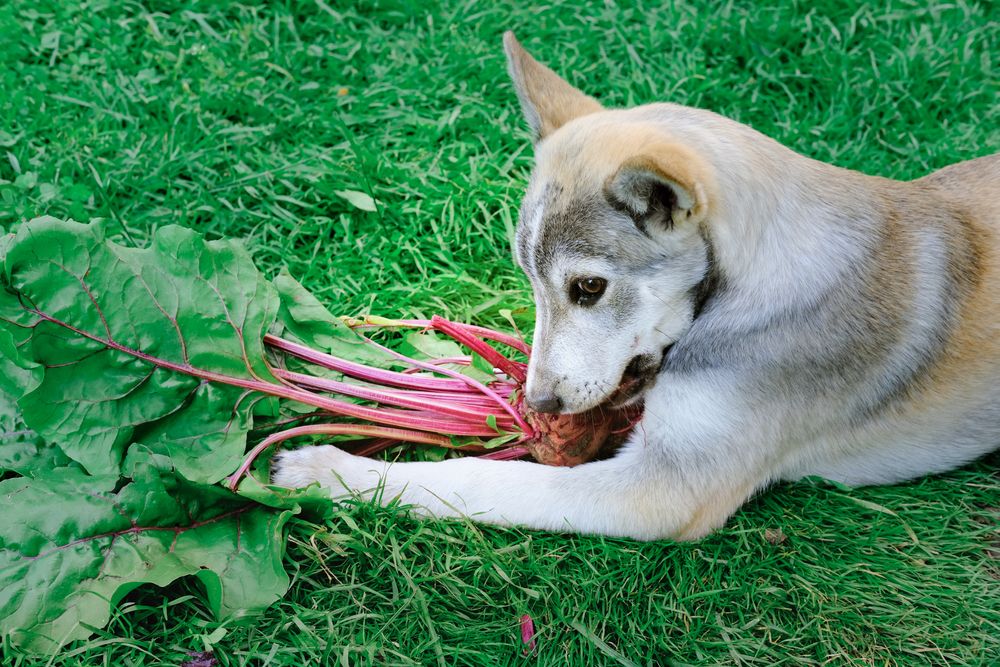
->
<box><xmin>527</xmin><ymin>394</ymin><xmax>563</xmax><ymax>414</ymax></box>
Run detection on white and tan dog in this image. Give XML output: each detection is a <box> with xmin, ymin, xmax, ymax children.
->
<box><xmin>274</xmin><ymin>33</ymin><xmax>1000</xmax><ymax>540</ymax></box>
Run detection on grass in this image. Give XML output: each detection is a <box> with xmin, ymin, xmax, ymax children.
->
<box><xmin>1</xmin><ymin>0</ymin><xmax>998</xmax><ymax>664</ymax></box>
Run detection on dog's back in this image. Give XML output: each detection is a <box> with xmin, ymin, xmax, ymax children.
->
<box><xmin>789</xmin><ymin>155</ymin><xmax>1000</xmax><ymax>484</ymax></box>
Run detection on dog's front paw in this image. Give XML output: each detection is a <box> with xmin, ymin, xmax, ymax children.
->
<box><xmin>271</xmin><ymin>445</ymin><xmax>367</xmax><ymax>493</ymax></box>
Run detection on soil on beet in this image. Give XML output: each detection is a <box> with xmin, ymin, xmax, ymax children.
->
<box><xmin>522</xmin><ymin>404</ymin><xmax>641</xmax><ymax>466</ymax></box>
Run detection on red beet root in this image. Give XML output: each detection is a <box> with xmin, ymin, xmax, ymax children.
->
<box><xmin>522</xmin><ymin>403</ymin><xmax>641</xmax><ymax>466</ymax></box>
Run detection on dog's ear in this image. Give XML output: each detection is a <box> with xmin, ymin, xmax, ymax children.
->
<box><xmin>605</xmin><ymin>148</ymin><xmax>711</xmax><ymax>231</ymax></box>
<box><xmin>503</xmin><ymin>31</ymin><xmax>603</xmax><ymax>142</ymax></box>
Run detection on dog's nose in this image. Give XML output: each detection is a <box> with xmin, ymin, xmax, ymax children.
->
<box><xmin>527</xmin><ymin>393</ymin><xmax>563</xmax><ymax>414</ymax></box>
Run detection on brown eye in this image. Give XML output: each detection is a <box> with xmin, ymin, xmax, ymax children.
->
<box><xmin>571</xmin><ymin>277</ymin><xmax>607</xmax><ymax>305</ymax></box>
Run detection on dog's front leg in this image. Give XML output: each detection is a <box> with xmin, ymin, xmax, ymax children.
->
<box><xmin>272</xmin><ymin>437</ymin><xmax>760</xmax><ymax>540</ymax></box>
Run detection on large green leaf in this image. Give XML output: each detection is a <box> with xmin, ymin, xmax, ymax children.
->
<box><xmin>0</xmin><ymin>217</ymin><xmax>281</xmax><ymax>481</ymax></box>
<box><xmin>0</xmin><ymin>451</ymin><xmax>295</xmax><ymax>654</ymax></box>
<box><xmin>133</xmin><ymin>383</ymin><xmax>258</xmax><ymax>484</ymax></box>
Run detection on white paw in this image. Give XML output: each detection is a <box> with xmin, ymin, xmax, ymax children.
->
<box><xmin>271</xmin><ymin>445</ymin><xmax>366</xmax><ymax>493</ymax></box>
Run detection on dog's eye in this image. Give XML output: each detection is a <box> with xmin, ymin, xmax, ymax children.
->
<box><xmin>571</xmin><ymin>277</ymin><xmax>607</xmax><ymax>305</ymax></box>
<box><xmin>579</xmin><ymin>278</ymin><xmax>606</xmax><ymax>295</ymax></box>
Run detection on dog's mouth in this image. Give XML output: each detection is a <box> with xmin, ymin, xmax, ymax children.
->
<box><xmin>606</xmin><ymin>345</ymin><xmax>674</xmax><ymax>408</ymax></box>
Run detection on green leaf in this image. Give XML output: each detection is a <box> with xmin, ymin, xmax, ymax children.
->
<box><xmin>134</xmin><ymin>383</ymin><xmax>258</xmax><ymax>485</ymax></box>
<box><xmin>0</xmin><ymin>432</ymin><xmax>73</xmax><ymax>478</ymax></box>
<box><xmin>0</xmin><ymin>300</ymin><xmax>61</xmax><ymax>477</ymax></box>
<box><xmin>469</xmin><ymin>346</ymin><xmax>499</xmax><ymax>378</ymax></box>
<box><xmin>0</xmin><ymin>453</ymin><xmax>294</xmax><ymax>654</ymax></box>
<box><xmin>0</xmin><ymin>215</ymin><xmax>530</xmax><ymax>654</ymax></box>
<box><xmin>333</xmin><ymin>189</ymin><xmax>378</xmax><ymax>212</ymax></box>
<box><xmin>454</xmin><ymin>363</ymin><xmax>500</xmax><ymax>385</ymax></box>
<box><xmin>476</xmin><ymin>432</ymin><xmax>520</xmax><ymax>449</ymax></box>
<box><xmin>418</xmin><ymin>445</ymin><xmax>449</xmax><ymax>462</ymax></box>
<box><xmin>1</xmin><ymin>217</ymin><xmax>281</xmax><ymax>481</ymax></box>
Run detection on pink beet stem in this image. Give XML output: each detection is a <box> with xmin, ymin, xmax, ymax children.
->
<box><xmin>394</xmin><ymin>390</ymin><xmax>513</xmax><ymax>408</ymax></box>
<box><xmin>228</xmin><ymin>424</ymin><xmax>452</xmax><ymax>490</ymax></box>
<box><xmin>265</xmin><ymin>334</ymin><xmax>471</xmax><ymax>392</ymax></box>
<box><xmin>347</xmin><ymin>318</ymin><xmax>531</xmax><ymax>356</ymax></box>
<box><xmin>32</xmin><ymin>309</ymin><xmax>504</xmax><ymax>437</ymax></box>
<box><xmin>275</xmin><ymin>368</ymin><xmax>517</xmax><ymax>426</ymax></box>
<box><xmin>349</xmin><ymin>437</ymin><xmax>490</xmax><ymax>458</ymax></box>
<box><xmin>417</xmin><ymin>356</ymin><xmax>472</xmax><ymax>366</ymax></box>
<box><xmin>348</xmin><ymin>437</ymin><xmax>398</xmax><ymax>457</ymax></box>
<box><xmin>389</xmin><ymin>408</ymin><xmax>515</xmax><ymax>431</ymax></box>
<box><xmin>519</xmin><ymin>614</ymin><xmax>537</xmax><ymax>654</ymax></box>
<box><xmin>460</xmin><ymin>323</ymin><xmax>531</xmax><ymax>357</ymax></box>
<box><xmin>479</xmin><ymin>446</ymin><xmax>531</xmax><ymax>461</ymax></box>
<box><xmin>26</xmin><ymin>302</ymin><xmax>535</xmax><ymax>468</ymax></box>
<box><xmin>355</xmin><ymin>332</ymin><xmax>535</xmax><ymax>438</ymax></box>
<box><xmin>256</xmin><ymin>385</ymin><xmax>504</xmax><ymax>437</ymax></box>
<box><xmin>429</xmin><ymin>315</ymin><xmax>527</xmax><ymax>383</ymax></box>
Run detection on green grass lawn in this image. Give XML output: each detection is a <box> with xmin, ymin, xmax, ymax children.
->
<box><xmin>2</xmin><ymin>0</ymin><xmax>998</xmax><ymax>664</ymax></box>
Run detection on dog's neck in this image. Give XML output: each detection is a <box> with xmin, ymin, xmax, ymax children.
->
<box><xmin>703</xmin><ymin>153</ymin><xmax>882</xmax><ymax>320</ymax></box>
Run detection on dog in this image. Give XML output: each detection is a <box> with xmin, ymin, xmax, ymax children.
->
<box><xmin>273</xmin><ymin>32</ymin><xmax>1000</xmax><ymax>540</ymax></box>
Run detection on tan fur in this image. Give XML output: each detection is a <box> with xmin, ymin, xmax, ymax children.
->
<box><xmin>606</xmin><ymin>142</ymin><xmax>716</xmax><ymax>225</ymax></box>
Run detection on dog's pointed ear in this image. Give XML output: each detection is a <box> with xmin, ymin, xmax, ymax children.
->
<box><xmin>503</xmin><ymin>31</ymin><xmax>603</xmax><ymax>142</ymax></box>
<box><xmin>605</xmin><ymin>148</ymin><xmax>712</xmax><ymax>231</ymax></box>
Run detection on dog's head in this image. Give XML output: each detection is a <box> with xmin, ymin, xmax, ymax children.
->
<box><xmin>505</xmin><ymin>32</ymin><xmax>718</xmax><ymax>415</ymax></box>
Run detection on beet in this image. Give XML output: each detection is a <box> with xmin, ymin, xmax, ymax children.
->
<box><xmin>522</xmin><ymin>403</ymin><xmax>642</xmax><ymax>466</ymax></box>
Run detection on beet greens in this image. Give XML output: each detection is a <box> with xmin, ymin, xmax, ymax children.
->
<box><xmin>0</xmin><ymin>217</ymin><xmax>635</xmax><ymax>653</ymax></box>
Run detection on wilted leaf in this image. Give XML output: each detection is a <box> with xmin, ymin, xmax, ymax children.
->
<box><xmin>333</xmin><ymin>189</ymin><xmax>378</xmax><ymax>212</ymax></box>
<box><xmin>401</xmin><ymin>331</ymin><xmax>496</xmax><ymax>384</ymax></box>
